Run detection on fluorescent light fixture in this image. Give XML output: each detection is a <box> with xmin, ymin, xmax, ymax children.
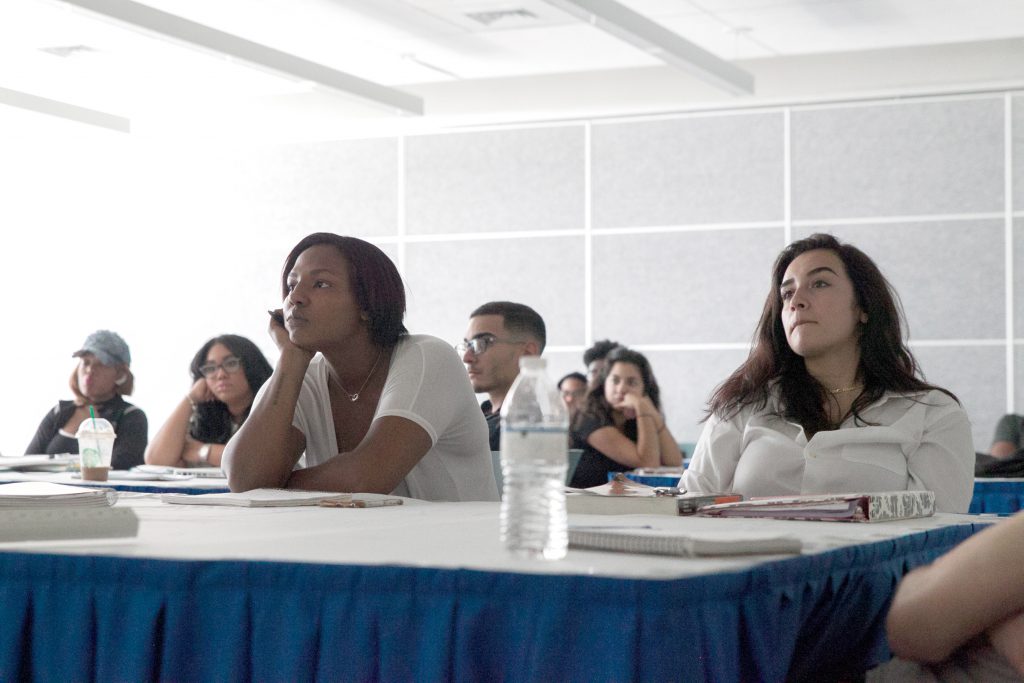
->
<box><xmin>0</xmin><ymin>85</ymin><xmax>129</xmax><ymax>132</ymax></box>
<box><xmin>59</xmin><ymin>0</ymin><xmax>424</xmax><ymax>116</ymax></box>
<box><xmin>540</xmin><ymin>0</ymin><xmax>754</xmax><ymax>95</ymax></box>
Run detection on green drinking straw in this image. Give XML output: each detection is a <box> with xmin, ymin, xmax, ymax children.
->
<box><xmin>88</xmin><ymin>404</ymin><xmax>98</xmax><ymax>429</ymax></box>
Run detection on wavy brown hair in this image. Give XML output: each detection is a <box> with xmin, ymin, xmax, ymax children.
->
<box><xmin>707</xmin><ymin>233</ymin><xmax>956</xmax><ymax>435</ymax></box>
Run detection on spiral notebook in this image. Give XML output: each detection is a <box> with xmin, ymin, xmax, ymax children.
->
<box><xmin>568</xmin><ymin>528</ymin><xmax>802</xmax><ymax>557</ymax></box>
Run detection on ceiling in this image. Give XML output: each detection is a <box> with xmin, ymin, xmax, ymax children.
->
<box><xmin>3</xmin><ymin>0</ymin><xmax>1024</xmax><ymax>139</ymax></box>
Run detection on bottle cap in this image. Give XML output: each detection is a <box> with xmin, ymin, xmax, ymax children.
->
<box><xmin>518</xmin><ymin>356</ymin><xmax>546</xmax><ymax>370</ymax></box>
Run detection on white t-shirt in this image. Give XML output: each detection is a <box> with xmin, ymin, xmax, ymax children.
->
<box><xmin>680</xmin><ymin>387</ymin><xmax>974</xmax><ymax>513</ymax></box>
<box><xmin>287</xmin><ymin>334</ymin><xmax>498</xmax><ymax>502</ymax></box>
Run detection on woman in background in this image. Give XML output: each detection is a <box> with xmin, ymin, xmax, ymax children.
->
<box><xmin>681</xmin><ymin>233</ymin><xmax>974</xmax><ymax>512</ymax></box>
<box><xmin>145</xmin><ymin>335</ymin><xmax>272</xmax><ymax>469</ymax></box>
<box><xmin>222</xmin><ymin>232</ymin><xmax>497</xmax><ymax>501</ymax></box>
<box><xmin>26</xmin><ymin>330</ymin><xmax>148</xmax><ymax>469</ymax></box>
<box><xmin>569</xmin><ymin>347</ymin><xmax>682</xmax><ymax>488</ymax></box>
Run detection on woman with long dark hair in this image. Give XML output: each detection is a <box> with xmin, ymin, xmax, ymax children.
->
<box><xmin>145</xmin><ymin>335</ymin><xmax>272</xmax><ymax>468</ymax></box>
<box><xmin>569</xmin><ymin>347</ymin><xmax>682</xmax><ymax>488</ymax></box>
<box><xmin>222</xmin><ymin>233</ymin><xmax>497</xmax><ymax>501</ymax></box>
<box><xmin>681</xmin><ymin>233</ymin><xmax>974</xmax><ymax>512</ymax></box>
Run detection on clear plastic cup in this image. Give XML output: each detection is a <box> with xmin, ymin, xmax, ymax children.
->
<box><xmin>75</xmin><ymin>417</ymin><xmax>116</xmax><ymax>481</ymax></box>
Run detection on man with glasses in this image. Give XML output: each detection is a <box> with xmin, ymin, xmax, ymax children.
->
<box><xmin>458</xmin><ymin>301</ymin><xmax>546</xmax><ymax>450</ymax></box>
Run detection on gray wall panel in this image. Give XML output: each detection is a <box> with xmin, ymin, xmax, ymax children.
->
<box><xmin>1015</xmin><ymin>96</ymin><xmax>1024</xmax><ymax>212</ymax></box>
<box><xmin>403</xmin><ymin>237</ymin><xmax>585</xmax><ymax>348</ymax></box>
<box><xmin>792</xmin><ymin>98</ymin><xmax>1004</xmax><ymax>219</ymax></box>
<box><xmin>592</xmin><ymin>113</ymin><xmax>784</xmax><ymax>228</ymax></box>
<box><xmin>793</xmin><ymin>220</ymin><xmax>1004</xmax><ymax>340</ymax></box>
<box><xmin>404</xmin><ymin>126</ymin><xmax>584</xmax><ymax>235</ymax></box>
<box><xmin>592</xmin><ymin>228</ymin><xmax>783</xmax><ymax>344</ymax></box>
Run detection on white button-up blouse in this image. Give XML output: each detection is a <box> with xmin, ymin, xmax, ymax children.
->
<box><xmin>680</xmin><ymin>388</ymin><xmax>975</xmax><ymax>513</ymax></box>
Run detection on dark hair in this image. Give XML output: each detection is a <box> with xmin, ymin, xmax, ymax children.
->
<box><xmin>557</xmin><ymin>372</ymin><xmax>587</xmax><ymax>390</ymax></box>
<box><xmin>470</xmin><ymin>301</ymin><xmax>546</xmax><ymax>352</ymax></box>
<box><xmin>575</xmin><ymin>347</ymin><xmax>662</xmax><ymax>429</ymax></box>
<box><xmin>282</xmin><ymin>233</ymin><xmax>408</xmax><ymax>348</ymax></box>
<box><xmin>583</xmin><ymin>339</ymin><xmax>621</xmax><ymax>367</ymax></box>
<box><xmin>188</xmin><ymin>335</ymin><xmax>273</xmax><ymax>443</ymax></box>
<box><xmin>707</xmin><ymin>233</ymin><xmax>956</xmax><ymax>435</ymax></box>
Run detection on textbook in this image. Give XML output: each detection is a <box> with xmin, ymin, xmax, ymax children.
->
<box><xmin>161</xmin><ymin>488</ymin><xmax>353</xmax><ymax>507</ymax></box>
<box><xmin>0</xmin><ymin>481</ymin><xmax>118</xmax><ymax>507</ymax></box>
<box><xmin>568</xmin><ymin>528</ymin><xmax>802</xmax><ymax>557</ymax></box>
<box><xmin>696</xmin><ymin>490</ymin><xmax>936</xmax><ymax>523</ymax></box>
<box><xmin>0</xmin><ymin>454</ymin><xmax>77</xmax><ymax>472</ymax></box>
<box><xmin>0</xmin><ymin>482</ymin><xmax>137</xmax><ymax>543</ymax></box>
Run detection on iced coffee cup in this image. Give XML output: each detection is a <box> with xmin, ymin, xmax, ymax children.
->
<box><xmin>75</xmin><ymin>417</ymin><xmax>116</xmax><ymax>481</ymax></box>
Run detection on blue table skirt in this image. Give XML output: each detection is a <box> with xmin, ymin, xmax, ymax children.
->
<box><xmin>0</xmin><ymin>523</ymin><xmax>985</xmax><ymax>682</ymax></box>
<box><xmin>970</xmin><ymin>480</ymin><xmax>1024</xmax><ymax>514</ymax></box>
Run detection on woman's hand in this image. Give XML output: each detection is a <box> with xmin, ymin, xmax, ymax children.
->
<box><xmin>268</xmin><ymin>308</ymin><xmax>315</xmax><ymax>363</ymax></box>
<box><xmin>187</xmin><ymin>377</ymin><xmax>213</xmax><ymax>405</ymax></box>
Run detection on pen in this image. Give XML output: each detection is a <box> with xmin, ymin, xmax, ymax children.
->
<box><xmin>319</xmin><ymin>498</ymin><xmax>404</xmax><ymax>508</ymax></box>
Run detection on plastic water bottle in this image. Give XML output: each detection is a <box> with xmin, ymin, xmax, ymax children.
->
<box><xmin>499</xmin><ymin>356</ymin><xmax>568</xmax><ymax>560</ymax></box>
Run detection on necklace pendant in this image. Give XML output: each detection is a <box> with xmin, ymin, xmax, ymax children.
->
<box><xmin>349</xmin><ymin>393</ymin><xmax>359</xmax><ymax>402</ymax></box>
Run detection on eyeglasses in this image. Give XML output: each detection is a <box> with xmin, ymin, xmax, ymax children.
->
<box><xmin>456</xmin><ymin>335</ymin><xmax>525</xmax><ymax>357</ymax></box>
<box><xmin>199</xmin><ymin>357</ymin><xmax>243</xmax><ymax>377</ymax></box>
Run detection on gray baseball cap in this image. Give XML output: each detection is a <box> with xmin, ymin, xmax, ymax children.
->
<box><xmin>72</xmin><ymin>330</ymin><xmax>131</xmax><ymax>367</ymax></box>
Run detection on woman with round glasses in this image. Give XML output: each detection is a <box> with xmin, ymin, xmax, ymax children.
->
<box><xmin>680</xmin><ymin>233</ymin><xmax>974</xmax><ymax>512</ymax></box>
<box><xmin>27</xmin><ymin>330</ymin><xmax>148</xmax><ymax>469</ymax></box>
<box><xmin>144</xmin><ymin>335</ymin><xmax>272</xmax><ymax>468</ymax></box>
<box><xmin>222</xmin><ymin>233</ymin><xmax>498</xmax><ymax>502</ymax></box>
<box><xmin>570</xmin><ymin>347</ymin><xmax>683</xmax><ymax>488</ymax></box>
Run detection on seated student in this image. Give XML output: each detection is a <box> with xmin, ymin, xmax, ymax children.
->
<box><xmin>222</xmin><ymin>232</ymin><xmax>498</xmax><ymax>502</ymax></box>
<box><xmin>557</xmin><ymin>371</ymin><xmax>587</xmax><ymax>420</ymax></box>
<box><xmin>583</xmin><ymin>339</ymin><xmax>621</xmax><ymax>391</ymax></box>
<box><xmin>145</xmin><ymin>335</ymin><xmax>272</xmax><ymax>468</ymax></box>
<box><xmin>26</xmin><ymin>330</ymin><xmax>148</xmax><ymax>469</ymax></box>
<box><xmin>880</xmin><ymin>510</ymin><xmax>1024</xmax><ymax>681</ymax></box>
<box><xmin>989</xmin><ymin>414</ymin><xmax>1024</xmax><ymax>458</ymax></box>
<box><xmin>569</xmin><ymin>347</ymin><xmax>682</xmax><ymax>488</ymax></box>
<box><xmin>680</xmin><ymin>233</ymin><xmax>974</xmax><ymax>513</ymax></box>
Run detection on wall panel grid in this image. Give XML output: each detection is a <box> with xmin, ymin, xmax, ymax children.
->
<box><xmin>360</xmin><ymin>90</ymin><xmax>1019</xmax><ymax>450</ymax></box>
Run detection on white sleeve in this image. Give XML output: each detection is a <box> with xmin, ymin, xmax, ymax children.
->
<box><xmin>374</xmin><ymin>338</ymin><xmax>464</xmax><ymax>444</ymax></box>
<box><xmin>680</xmin><ymin>412</ymin><xmax>744</xmax><ymax>494</ymax></box>
<box><xmin>906</xmin><ymin>395</ymin><xmax>975</xmax><ymax>513</ymax></box>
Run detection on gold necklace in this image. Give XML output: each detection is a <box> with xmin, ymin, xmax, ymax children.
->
<box><xmin>331</xmin><ymin>349</ymin><xmax>383</xmax><ymax>402</ymax></box>
<box><xmin>830</xmin><ymin>384</ymin><xmax>862</xmax><ymax>395</ymax></box>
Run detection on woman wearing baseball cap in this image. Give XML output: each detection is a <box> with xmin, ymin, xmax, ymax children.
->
<box><xmin>25</xmin><ymin>330</ymin><xmax>148</xmax><ymax>469</ymax></box>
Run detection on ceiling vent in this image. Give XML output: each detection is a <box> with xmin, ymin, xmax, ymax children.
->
<box><xmin>39</xmin><ymin>45</ymin><xmax>97</xmax><ymax>58</ymax></box>
<box><xmin>464</xmin><ymin>9</ymin><xmax>538</xmax><ymax>26</ymax></box>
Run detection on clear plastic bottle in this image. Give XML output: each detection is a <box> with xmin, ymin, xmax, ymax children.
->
<box><xmin>499</xmin><ymin>356</ymin><xmax>568</xmax><ymax>560</ymax></box>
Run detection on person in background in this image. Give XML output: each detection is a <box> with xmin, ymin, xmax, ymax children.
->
<box><xmin>989</xmin><ymin>414</ymin><xmax>1024</xmax><ymax>458</ymax></box>
<box><xmin>570</xmin><ymin>347</ymin><xmax>682</xmax><ymax>488</ymax></box>
<box><xmin>222</xmin><ymin>233</ymin><xmax>496</xmax><ymax>502</ymax></box>
<box><xmin>879</xmin><ymin>510</ymin><xmax>1024</xmax><ymax>681</ymax></box>
<box><xmin>681</xmin><ymin>233</ymin><xmax>974</xmax><ymax>513</ymax></box>
<box><xmin>459</xmin><ymin>301</ymin><xmax>546</xmax><ymax>451</ymax></box>
<box><xmin>558</xmin><ymin>371</ymin><xmax>587</xmax><ymax>420</ymax></box>
<box><xmin>145</xmin><ymin>335</ymin><xmax>272</xmax><ymax>469</ymax></box>
<box><xmin>583</xmin><ymin>339</ymin><xmax>621</xmax><ymax>390</ymax></box>
<box><xmin>26</xmin><ymin>330</ymin><xmax>148</xmax><ymax>469</ymax></box>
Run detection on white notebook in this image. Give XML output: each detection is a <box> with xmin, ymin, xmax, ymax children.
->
<box><xmin>0</xmin><ymin>481</ymin><xmax>118</xmax><ymax>508</ymax></box>
<box><xmin>133</xmin><ymin>465</ymin><xmax>225</xmax><ymax>479</ymax></box>
<box><xmin>568</xmin><ymin>528</ymin><xmax>802</xmax><ymax>557</ymax></box>
<box><xmin>161</xmin><ymin>488</ymin><xmax>351</xmax><ymax>507</ymax></box>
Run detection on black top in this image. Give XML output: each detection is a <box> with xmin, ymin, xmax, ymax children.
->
<box><xmin>480</xmin><ymin>400</ymin><xmax>501</xmax><ymax>451</ymax></box>
<box><xmin>569</xmin><ymin>412</ymin><xmax>636</xmax><ymax>488</ymax></box>
<box><xmin>26</xmin><ymin>396</ymin><xmax>148</xmax><ymax>470</ymax></box>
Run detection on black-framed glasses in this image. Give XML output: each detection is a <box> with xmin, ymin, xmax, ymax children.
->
<box><xmin>456</xmin><ymin>334</ymin><xmax>524</xmax><ymax>357</ymax></box>
<box><xmin>199</xmin><ymin>357</ymin><xmax>243</xmax><ymax>377</ymax></box>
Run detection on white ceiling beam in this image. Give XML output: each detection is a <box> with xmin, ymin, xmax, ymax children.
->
<box><xmin>540</xmin><ymin>0</ymin><xmax>755</xmax><ymax>95</ymax></box>
<box><xmin>0</xmin><ymin>85</ymin><xmax>130</xmax><ymax>132</ymax></box>
<box><xmin>59</xmin><ymin>0</ymin><xmax>424</xmax><ymax>116</ymax></box>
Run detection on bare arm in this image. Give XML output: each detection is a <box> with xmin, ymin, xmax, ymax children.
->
<box><xmin>991</xmin><ymin>440</ymin><xmax>1017</xmax><ymax>458</ymax></box>
<box><xmin>223</xmin><ymin>312</ymin><xmax>313</xmax><ymax>491</ymax></box>
<box><xmin>887</xmin><ymin>513</ymin><xmax>1024</xmax><ymax>665</ymax></box>
<box><xmin>285</xmin><ymin>416</ymin><xmax>432</xmax><ymax>493</ymax></box>
<box><xmin>586</xmin><ymin>397</ymin><xmax>664</xmax><ymax>469</ymax></box>
<box><xmin>145</xmin><ymin>379</ymin><xmax>211</xmax><ymax>467</ymax></box>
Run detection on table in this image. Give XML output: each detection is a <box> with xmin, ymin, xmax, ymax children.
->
<box><xmin>0</xmin><ymin>470</ymin><xmax>230</xmax><ymax>495</ymax></box>
<box><xmin>0</xmin><ymin>495</ymin><xmax>988</xmax><ymax>682</ymax></box>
